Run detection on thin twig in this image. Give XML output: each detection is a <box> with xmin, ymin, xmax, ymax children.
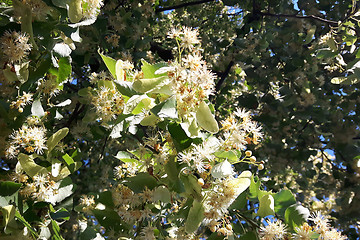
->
<box><xmin>215</xmin><ymin>60</ymin><xmax>234</xmax><ymax>92</ymax></box>
<box><xmin>99</xmin><ymin>135</ymin><xmax>109</xmax><ymax>161</ymax></box>
<box><xmin>155</xmin><ymin>0</ymin><xmax>215</xmax><ymax>13</ymax></box>
<box><xmin>259</xmin><ymin>12</ymin><xmax>338</xmax><ymax>26</ymax></box>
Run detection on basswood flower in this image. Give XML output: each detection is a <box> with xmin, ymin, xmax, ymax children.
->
<box><xmin>181</xmin><ymin>27</ymin><xmax>200</xmax><ymax>50</ymax></box>
<box><xmin>259</xmin><ymin>219</ymin><xmax>287</xmax><ymax>240</ymax></box>
<box><xmin>21</xmin><ymin>174</ymin><xmax>59</xmax><ymax>202</ymax></box>
<box><xmin>293</xmin><ymin>223</ymin><xmax>313</xmax><ymax>240</ymax></box>
<box><xmin>10</xmin><ymin>92</ymin><xmax>33</xmax><ymax>112</ymax></box>
<box><xmin>220</xmin><ymin>108</ymin><xmax>263</xmax><ymax>150</ymax></box>
<box><xmin>140</xmin><ymin>225</ymin><xmax>156</xmax><ymax>240</ymax></box>
<box><xmin>82</xmin><ymin>0</ymin><xmax>104</xmax><ymax>19</ymax></box>
<box><xmin>92</xmin><ymin>86</ymin><xmax>125</xmax><ymax>122</ymax></box>
<box><xmin>6</xmin><ymin>124</ymin><xmax>47</xmax><ymax>158</ymax></box>
<box><xmin>0</xmin><ymin>31</ymin><xmax>32</xmax><ymax>63</ymax></box>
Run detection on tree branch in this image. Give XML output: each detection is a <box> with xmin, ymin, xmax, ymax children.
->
<box><xmin>215</xmin><ymin>60</ymin><xmax>234</xmax><ymax>92</ymax></box>
<box><xmin>259</xmin><ymin>12</ymin><xmax>338</xmax><ymax>26</ymax></box>
<box><xmin>155</xmin><ymin>0</ymin><xmax>215</xmax><ymax>13</ymax></box>
<box><xmin>150</xmin><ymin>42</ymin><xmax>174</xmax><ymax>61</ymax></box>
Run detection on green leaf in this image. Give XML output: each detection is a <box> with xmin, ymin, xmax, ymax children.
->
<box><xmin>62</xmin><ymin>153</ymin><xmax>82</xmax><ymax>173</ymax></box>
<box><xmin>123</xmin><ymin>173</ymin><xmax>157</xmax><ymax>193</ymax></box>
<box><xmin>18</xmin><ymin>153</ymin><xmax>47</xmax><ymax>178</ymax></box>
<box><xmin>304</xmin><ymin>26</ymin><xmax>316</xmax><ymax>44</ymax></box>
<box><xmin>284</xmin><ymin>204</ymin><xmax>310</xmax><ymax>231</ymax></box>
<box><xmin>141</xmin><ymin>59</ymin><xmax>168</xmax><ymax>79</ymax></box>
<box><xmin>114</xmin><ymin>151</ymin><xmax>137</xmax><ymax>163</ymax></box>
<box><xmin>92</xmin><ymin>209</ymin><xmax>129</xmax><ymax>232</ymax></box>
<box><xmin>239</xmin><ymin>231</ymin><xmax>257</xmax><ymax>240</ymax></box>
<box><xmin>316</xmin><ymin>48</ymin><xmax>338</xmax><ymax>59</ymax></box>
<box><xmin>180</xmin><ymin>174</ymin><xmax>202</xmax><ymax>200</ymax></box>
<box><xmin>56</xmin><ymin>57</ymin><xmax>72</xmax><ymax>84</ymax></box>
<box><xmin>132</xmin><ymin>76</ymin><xmax>167</xmax><ymax>93</ymax></box>
<box><xmin>196</xmin><ymin>101</ymin><xmax>219</xmax><ymax>133</ymax></box>
<box><xmin>62</xmin><ymin>153</ymin><xmax>74</xmax><ymax>165</ymax></box>
<box><xmin>151</xmin><ymin>96</ymin><xmax>178</xmax><ymax>119</ymax></box>
<box><xmin>99</xmin><ymin>51</ymin><xmax>117</xmax><ymax>78</ymax></box>
<box><xmin>51</xmin><ymin>219</ymin><xmax>65</xmax><ymax>240</ymax></box>
<box><xmin>153</xmin><ymin>186</ymin><xmax>171</xmax><ymax>203</ymax></box>
<box><xmin>229</xmin><ymin>191</ymin><xmax>247</xmax><ymax>210</ymax></box>
<box><xmin>115</xmin><ymin>81</ymin><xmax>138</xmax><ymax>97</ymax></box>
<box><xmin>50</xmin><ymin>208</ymin><xmax>70</xmax><ymax>221</ymax></box>
<box><xmin>164</xmin><ymin>156</ymin><xmax>184</xmax><ymax>193</ymax></box>
<box><xmin>1</xmin><ymin>205</ymin><xmax>15</xmax><ymax>232</ymax></box>
<box><xmin>214</xmin><ymin>150</ymin><xmax>239</xmax><ymax>162</ymax></box>
<box><xmin>168</xmin><ymin>122</ymin><xmax>194</xmax><ymax>152</ymax></box>
<box><xmin>78</xmin><ymin>87</ymin><xmax>91</xmax><ymax>97</ymax></box>
<box><xmin>273</xmin><ymin>190</ymin><xmax>296</xmax><ymax>216</ymax></box>
<box><xmin>47</xmin><ymin>128</ymin><xmax>69</xmax><ymax>155</ymax></box>
<box><xmin>257</xmin><ymin>194</ymin><xmax>275</xmax><ymax>217</ymax></box>
<box><xmin>185</xmin><ymin>199</ymin><xmax>204</xmax><ymax>233</ymax></box>
<box><xmin>97</xmin><ymin>191</ymin><xmax>114</xmax><ymax>208</ymax></box>
<box><xmin>0</xmin><ymin>182</ymin><xmax>22</xmax><ymax>196</ymax></box>
<box><xmin>140</xmin><ymin>113</ymin><xmax>161</xmax><ymax>126</ymax></box>
<box><xmin>249</xmin><ymin>176</ymin><xmax>261</xmax><ymax>199</ymax></box>
<box><xmin>124</xmin><ymin>95</ymin><xmax>153</xmax><ymax>115</ymax></box>
<box><xmin>15</xmin><ymin>210</ymin><xmax>39</xmax><ymax>238</ymax></box>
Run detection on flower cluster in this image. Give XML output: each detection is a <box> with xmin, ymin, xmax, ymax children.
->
<box><xmin>0</xmin><ymin>31</ymin><xmax>32</xmax><ymax>63</ymax></box>
<box><xmin>166</xmin><ymin>60</ymin><xmax>216</xmax><ymax>117</ymax></box>
<box><xmin>113</xmin><ymin>162</ymin><xmax>138</xmax><ymax>178</ymax></box>
<box><xmin>259</xmin><ymin>211</ymin><xmax>347</xmax><ymax>240</ymax></box>
<box><xmin>221</xmin><ymin>108</ymin><xmax>263</xmax><ymax>150</ymax></box>
<box><xmin>82</xmin><ymin>0</ymin><xmax>104</xmax><ymax>20</ymax></box>
<box><xmin>204</xmin><ymin>175</ymin><xmax>247</xmax><ymax>235</ymax></box>
<box><xmin>20</xmin><ymin>173</ymin><xmax>59</xmax><ymax>202</ymax></box>
<box><xmin>112</xmin><ymin>185</ymin><xmax>156</xmax><ymax>224</ymax></box>
<box><xmin>37</xmin><ymin>74</ymin><xmax>61</xmax><ymax>96</ymax></box>
<box><xmin>178</xmin><ymin>142</ymin><xmax>215</xmax><ymax>173</ymax></box>
<box><xmin>79</xmin><ymin>195</ymin><xmax>96</xmax><ymax>213</ymax></box>
<box><xmin>167</xmin><ymin>26</ymin><xmax>200</xmax><ymax>50</ymax></box>
<box><xmin>259</xmin><ymin>219</ymin><xmax>287</xmax><ymax>240</ymax></box>
<box><xmin>5</xmin><ymin>124</ymin><xmax>47</xmax><ymax>159</ymax></box>
<box><xmin>91</xmin><ymin>86</ymin><xmax>125</xmax><ymax>122</ymax></box>
<box><xmin>161</xmin><ymin>27</ymin><xmax>216</xmax><ymax>117</ymax></box>
<box><xmin>308</xmin><ymin>211</ymin><xmax>347</xmax><ymax>239</ymax></box>
<box><xmin>10</xmin><ymin>92</ymin><xmax>33</xmax><ymax>112</ymax></box>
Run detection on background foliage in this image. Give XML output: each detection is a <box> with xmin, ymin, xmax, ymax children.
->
<box><xmin>0</xmin><ymin>0</ymin><xmax>359</xmax><ymax>239</ymax></box>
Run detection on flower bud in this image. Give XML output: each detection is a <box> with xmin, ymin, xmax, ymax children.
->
<box><xmin>258</xmin><ymin>163</ymin><xmax>264</xmax><ymax>170</ymax></box>
<box><xmin>197</xmin><ymin>178</ymin><xmax>205</xmax><ymax>186</ymax></box>
<box><xmin>249</xmin><ymin>156</ymin><xmax>256</xmax><ymax>163</ymax></box>
<box><xmin>245</xmin><ymin>150</ymin><xmax>252</xmax><ymax>157</ymax></box>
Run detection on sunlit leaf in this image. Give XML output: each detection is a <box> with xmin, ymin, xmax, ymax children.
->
<box><xmin>185</xmin><ymin>199</ymin><xmax>204</xmax><ymax>233</ymax></box>
<box><xmin>196</xmin><ymin>101</ymin><xmax>219</xmax><ymax>133</ymax></box>
<box><xmin>47</xmin><ymin>128</ymin><xmax>69</xmax><ymax>155</ymax></box>
<box><xmin>257</xmin><ymin>194</ymin><xmax>275</xmax><ymax>217</ymax></box>
<box><xmin>284</xmin><ymin>204</ymin><xmax>310</xmax><ymax>230</ymax></box>
<box><xmin>18</xmin><ymin>153</ymin><xmax>47</xmax><ymax>178</ymax></box>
